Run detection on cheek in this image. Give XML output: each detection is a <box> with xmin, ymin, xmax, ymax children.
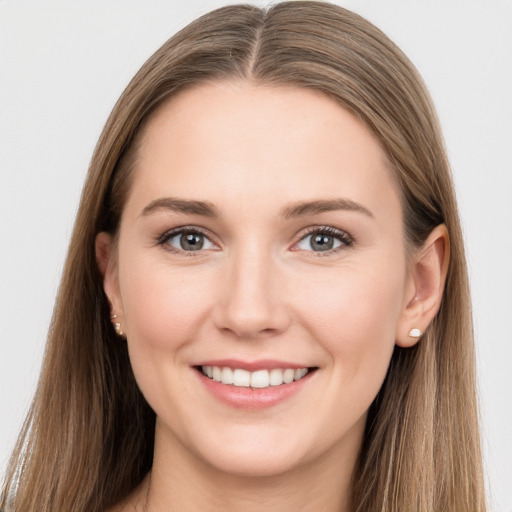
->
<box><xmin>116</xmin><ymin>253</ymin><xmax>217</xmax><ymax>432</ymax></box>
<box><xmin>300</xmin><ymin>261</ymin><xmax>403</xmax><ymax>327</ymax></box>
<box><xmin>294</xmin><ymin>261</ymin><xmax>405</xmax><ymax>381</ymax></box>
<box><xmin>119</xmin><ymin>257</ymin><xmax>214</xmax><ymax>352</ymax></box>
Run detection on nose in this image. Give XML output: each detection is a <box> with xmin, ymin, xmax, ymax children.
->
<box><xmin>213</xmin><ymin>243</ymin><xmax>291</xmax><ymax>339</ymax></box>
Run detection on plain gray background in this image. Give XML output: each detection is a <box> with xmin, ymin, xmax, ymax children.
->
<box><xmin>1</xmin><ymin>1</ymin><xmax>511</xmax><ymax>510</ymax></box>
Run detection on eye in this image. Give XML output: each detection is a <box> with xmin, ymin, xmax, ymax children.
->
<box><xmin>159</xmin><ymin>228</ymin><xmax>216</xmax><ymax>253</ymax></box>
<box><xmin>295</xmin><ymin>227</ymin><xmax>353</xmax><ymax>253</ymax></box>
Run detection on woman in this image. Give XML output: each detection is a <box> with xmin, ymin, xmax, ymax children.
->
<box><xmin>1</xmin><ymin>2</ymin><xmax>487</xmax><ymax>511</ymax></box>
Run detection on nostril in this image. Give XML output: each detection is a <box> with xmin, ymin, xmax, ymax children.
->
<box><xmin>217</xmin><ymin>324</ymin><xmax>282</xmax><ymax>340</ymax></box>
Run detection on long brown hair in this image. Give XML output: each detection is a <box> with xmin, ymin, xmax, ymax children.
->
<box><xmin>1</xmin><ymin>2</ymin><xmax>486</xmax><ymax>511</ymax></box>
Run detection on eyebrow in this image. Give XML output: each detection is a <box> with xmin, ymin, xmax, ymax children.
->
<box><xmin>140</xmin><ymin>197</ymin><xmax>219</xmax><ymax>218</ymax></box>
<box><xmin>281</xmin><ymin>199</ymin><xmax>374</xmax><ymax>219</ymax></box>
<box><xmin>140</xmin><ymin>197</ymin><xmax>373</xmax><ymax>220</ymax></box>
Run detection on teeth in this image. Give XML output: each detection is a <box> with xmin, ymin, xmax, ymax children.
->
<box><xmin>221</xmin><ymin>367</ymin><xmax>234</xmax><ymax>385</ymax></box>
<box><xmin>283</xmin><ymin>369</ymin><xmax>295</xmax><ymax>384</ymax></box>
<box><xmin>295</xmin><ymin>368</ymin><xmax>307</xmax><ymax>380</ymax></box>
<box><xmin>233</xmin><ymin>369</ymin><xmax>251</xmax><ymax>387</ymax></box>
<box><xmin>251</xmin><ymin>370</ymin><xmax>269</xmax><ymax>388</ymax></box>
<box><xmin>201</xmin><ymin>366</ymin><xmax>310</xmax><ymax>388</ymax></box>
<box><xmin>269</xmin><ymin>368</ymin><xmax>283</xmax><ymax>386</ymax></box>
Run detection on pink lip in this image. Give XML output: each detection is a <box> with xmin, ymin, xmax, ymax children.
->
<box><xmin>194</xmin><ymin>359</ymin><xmax>309</xmax><ymax>372</ymax></box>
<box><xmin>193</xmin><ymin>366</ymin><xmax>316</xmax><ymax>411</ymax></box>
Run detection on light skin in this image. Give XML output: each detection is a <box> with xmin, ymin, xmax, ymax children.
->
<box><xmin>97</xmin><ymin>82</ymin><xmax>449</xmax><ymax>512</ymax></box>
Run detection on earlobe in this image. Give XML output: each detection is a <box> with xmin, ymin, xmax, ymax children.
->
<box><xmin>396</xmin><ymin>224</ymin><xmax>450</xmax><ymax>348</ymax></box>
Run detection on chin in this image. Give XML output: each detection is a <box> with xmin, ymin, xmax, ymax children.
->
<box><xmin>200</xmin><ymin>446</ymin><xmax>308</xmax><ymax>479</ymax></box>
<box><xmin>184</xmin><ymin>423</ymin><xmax>328</xmax><ymax>479</ymax></box>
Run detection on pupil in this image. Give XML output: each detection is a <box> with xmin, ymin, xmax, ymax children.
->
<box><xmin>180</xmin><ymin>233</ymin><xmax>203</xmax><ymax>251</ymax></box>
<box><xmin>312</xmin><ymin>234</ymin><xmax>333</xmax><ymax>251</ymax></box>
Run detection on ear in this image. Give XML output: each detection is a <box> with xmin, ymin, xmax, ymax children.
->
<box><xmin>95</xmin><ymin>232</ymin><xmax>123</xmax><ymax>319</ymax></box>
<box><xmin>396</xmin><ymin>224</ymin><xmax>450</xmax><ymax>348</ymax></box>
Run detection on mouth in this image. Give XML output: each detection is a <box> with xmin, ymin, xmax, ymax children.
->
<box><xmin>197</xmin><ymin>365</ymin><xmax>314</xmax><ymax>389</ymax></box>
<box><xmin>192</xmin><ymin>359</ymin><xmax>318</xmax><ymax>409</ymax></box>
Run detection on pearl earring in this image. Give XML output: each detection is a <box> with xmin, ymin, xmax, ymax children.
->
<box><xmin>408</xmin><ymin>328</ymin><xmax>422</xmax><ymax>338</ymax></box>
<box><xmin>111</xmin><ymin>313</ymin><xmax>125</xmax><ymax>337</ymax></box>
<box><xmin>113</xmin><ymin>323</ymin><xmax>124</xmax><ymax>336</ymax></box>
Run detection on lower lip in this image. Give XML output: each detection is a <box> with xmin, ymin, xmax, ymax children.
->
<box><xmin>195</xmin><ymin>370</ymin><xmax>314</xmax><ymax>410</ymax></box>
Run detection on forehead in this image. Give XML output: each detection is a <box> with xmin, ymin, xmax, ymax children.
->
<box><xmin>127</xmin><ymin>81</ymin><xmax>401</xmax><ymax>224</ymax></box>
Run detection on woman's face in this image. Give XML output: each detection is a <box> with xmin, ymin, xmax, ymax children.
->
<box><xmin>103</xmin><ymin>82</ymin><xmax>415</xmax><ymax>477</ymax></box>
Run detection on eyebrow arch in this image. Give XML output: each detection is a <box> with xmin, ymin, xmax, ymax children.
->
<box><xmin>281</xmin><ymin>199</ymin><xmax>374</xmax><ymax>219</ymax></box>
<box><xmin>140</xmin><ymin>197</ymin><xmax>219</xmax><ymax>218</ymax></box>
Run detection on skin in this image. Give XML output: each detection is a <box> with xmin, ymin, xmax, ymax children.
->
<box><xmin>97</xmin><ymin>82</ymin><xmax>449</xmax><ymax>512</ymax></box>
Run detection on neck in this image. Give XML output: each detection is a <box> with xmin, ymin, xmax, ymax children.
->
<box><xmin>139</xmin><ymin>420</ymin><xmax>363</xmax><ymax>512</ymax></box>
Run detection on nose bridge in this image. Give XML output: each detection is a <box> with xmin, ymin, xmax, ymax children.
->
<box><xmin>215</xmin><ymin>239</ymin><xmax>288</xmax><ymax>338</ymax></box>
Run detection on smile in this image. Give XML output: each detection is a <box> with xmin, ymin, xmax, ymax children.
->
<box><xmin>201</xmin><ymin>366</ymin><xmax>309</xmax><ymax>388</ymax></box>
<box><xmin>194</xmin><ymin>360</ymin><xmax>317</xmax><ymax>409</ymax></box>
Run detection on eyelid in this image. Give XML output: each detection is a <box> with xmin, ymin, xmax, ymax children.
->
<box><xmin>291</xmin><ymin>225</ymin><xmax>354</xmax><ymax>254</ymax></box>
<box><xmin>156</xmin><ymin>225</ymin><xmax>219</xmax><ymax>254</ymax></box>
<box><xmin>155</xmin><ymin>224</ymin><xmax>354</xmax><ymax>256</ymax></box>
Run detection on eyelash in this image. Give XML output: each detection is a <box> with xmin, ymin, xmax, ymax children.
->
<box><xmin>294</xmin><ymin>226</ymin><xmax>354</xmax><ymax>256</ymax></box>
<box><xmin>156</xmin><ymin>225</ymin><xmax>354</xmax><ymax>256</ymax></box>
<box><xmin>156</xmin><ymin>226</ymin><xmax>216</xmax><ymax>256</ymax></box>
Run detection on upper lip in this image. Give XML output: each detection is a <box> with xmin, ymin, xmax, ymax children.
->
<box><xmin>193</xmin><ymin>359</ymin><xmax>314</xmax><ymax>372</ymax></box>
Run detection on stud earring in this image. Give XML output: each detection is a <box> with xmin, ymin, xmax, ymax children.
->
<box><xmin>408</xmin><ymin>328</ymin><xmax>422</xmax><ymax>338</ymax></box>
<box><xmin>113</xmin><ymin>322</ymin><xmax>124</xmax><ymax>337</ymax></box>
<box><xmin>110</xmin><ymin>313</ymin><xmax>125</xmax><ymax>337</ymax></box>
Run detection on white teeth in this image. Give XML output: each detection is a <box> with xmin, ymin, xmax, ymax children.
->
<box><xmin>201</xmin><ymin>366</ymin><xmax>310</xmax><ymax>388</ymax></box>
<box><xmin>212</xmin><ymin>366</ymin><xmax>222</xmax><ymax>382</ymax></box>
<box><xmin>233</xmin><ymin>369</ymin><xmax>251</xmax><ymax>387</ymax></box>
<box><xmin>269</xmin><ymin>368</ymin><xmax>284</xmax><ymax>386</ymax></box>
<box><xmin>251</xmin><ymin>370</ymin><xmax>269</xmax><ymax>388</ymax></box>
<box><xmin>295</xmin><ymin>368</ymin><xmax>307</xmax><ymax>380</ymax></box>
<box><xmin>283</xmin><ymin>369</ymin><xmax>295</xmax><ymax>384</ymax></box>
<box><xmin>221</xmin><ymin>367</ymin><xmax>234</xmax><ymax>385</ymax></box>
